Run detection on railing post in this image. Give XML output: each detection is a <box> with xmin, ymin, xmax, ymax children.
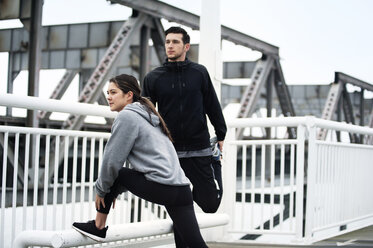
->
<box><xmin>295</xmin><ymin>124</ymin><xmax>305</xmax><ymax>241</ymax></box>
<box><xmin>305</xmin><ymin>118</ymin><xmax>317</xmax><ymax>242</ymax></box>
<box><xmin>221</xmin><ymin>127</ymin><xmax>237</xmax><ymax>234</ymax></box>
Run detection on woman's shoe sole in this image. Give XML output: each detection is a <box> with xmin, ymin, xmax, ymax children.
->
<box><xmin>72</xmin><ymin>225</ymin><xmax>105</xmax><ymax>242</ymax></box>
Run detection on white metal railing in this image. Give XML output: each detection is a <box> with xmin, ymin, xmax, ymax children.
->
<box><xmin>0</xmin><ymin>125</ymin><xmax>171</xmax><ymax>248</ymax></box>
<box><xmin>0</xmin><ymin>94</ymin><xmax>228</xmax><ymax>248</ymax></box>
<box><xmin>0</xmin><ymin>95</ymin><xmax>171</xmax><ymax>248</ymax></box>
<box><xmin>2</xmin><ymin>94</ymin><xmax>373</xmax><ymax>246</ymax></box>
<box><xmin>222</xmin><ymin>116</ymin><xmax>373</xmax><ymax>244</ymax></box>
<box><xmin>222</xmin><ymin>117</ymin><xmax>307</xmax><ymax>244</ymax></box>
<box><xmin>305</xmin><ymin>118</ymin><xmax>373</xmax><ymax>243</ymax></box>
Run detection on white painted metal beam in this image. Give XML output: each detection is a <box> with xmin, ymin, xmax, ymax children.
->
<box><xmin>0</xmin><ymin>93</ymin><xmax>116</xmax><ymax>119</ymax></box>
<box><xmin>199</xmin><ymin>0</ymin><xmax>222</xmax><ymax>99</ymax></box>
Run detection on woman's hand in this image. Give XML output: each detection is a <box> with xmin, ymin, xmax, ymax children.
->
<box><xmin>95</xmin><ymin>194</ymin><xmax>116</xmax><ymax>210</ymax></box>
<box><xmin>95</xmin><ymin>195</ymin><xmax>106</xmax><ymax>210</ymax></box>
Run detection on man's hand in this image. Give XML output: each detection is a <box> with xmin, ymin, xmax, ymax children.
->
<box><xmin>218</xmin><ymin>140</ymin><xmax>224</xmax><ymax>152</ymax></box>
<box><xmin>218</xmin><ymin>140</ymin><xmax>224</xmax><ymax>159</ymax></box>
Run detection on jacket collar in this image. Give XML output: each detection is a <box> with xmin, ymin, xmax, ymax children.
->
<box><xmin>163</xmin><ymin>57</ymin><xmax>191</xmax><ymax>69</ymax></box>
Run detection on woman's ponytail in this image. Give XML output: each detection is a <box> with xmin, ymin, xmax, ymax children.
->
<box><xmin>137</xmin><ymin>96</ymin><xmax>173</xmax><ymax>142</ymax></box>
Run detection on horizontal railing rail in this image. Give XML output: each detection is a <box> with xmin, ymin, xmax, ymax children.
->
<box><xmin>13</xmin><ymin>213</ymin><xmax>229</xmax><ymax>248</ymax></box>
<box><xmin>0</xmin><ymin>93</ymin><xmax>116</xmax><ymax>119</ymax></box>
<box><xmin>228</xmin><ymin>116</ymin><xmax>373</xmax><ymax>135</ymax></box>
<box><xmin>0</xmin><ymin>125</ymin><xmax>111</xmax><ymax>138</ymax></box>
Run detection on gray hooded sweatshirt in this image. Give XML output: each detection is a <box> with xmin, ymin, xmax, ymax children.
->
<box><xmin>95</xmin><ymin>102</ymin><xmax>190</xmax><ymax>198</ymax></box>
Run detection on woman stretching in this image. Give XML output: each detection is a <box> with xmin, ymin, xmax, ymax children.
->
<box><xmin>72</xmin><ymin>74</ymin><xmax>207</xmax><ymax>247</ymax></box>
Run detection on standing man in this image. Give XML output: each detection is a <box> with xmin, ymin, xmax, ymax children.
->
<box><xmin>142</xmin><ymin>26</ymin><xmax>227</xmax><ymax>215</ymax></box>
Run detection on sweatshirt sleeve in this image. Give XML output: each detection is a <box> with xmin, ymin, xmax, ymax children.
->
<box><xmin>95</xmin><ymin>111</ymin><xmax>139</xmax><ymax>197</ymax></box>
<box><xmin>202</xmin><ymin>68</ymin><xmax>227</xmax><ymax>141</ymax></box>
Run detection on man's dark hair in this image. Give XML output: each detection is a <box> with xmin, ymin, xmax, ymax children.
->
<box><xmin>165</xmin><ymin>26</ymin><xmax>190</xmax><ymax>44</ymax></box>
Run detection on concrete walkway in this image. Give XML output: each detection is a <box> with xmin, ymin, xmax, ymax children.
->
<box><xmin>207</xmin><ymin>225</ymin><xmax>373</xmax><ymax>247</ymax></box>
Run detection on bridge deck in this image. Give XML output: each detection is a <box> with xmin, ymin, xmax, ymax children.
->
<box><xmin>207</xmin><ymin>225</ymin><xmax>373</xmax><ymax>247</ymax></box>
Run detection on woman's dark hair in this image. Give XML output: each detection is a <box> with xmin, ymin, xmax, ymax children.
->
<box><xmin>109</xmin><ymin>74</ymin><xmax>173</xmax><ymax>142</ymax></box>
<box><xmin>165</xmin><ymin>26</ymin><xmax>190</xmax><ymax>44</ymax></box>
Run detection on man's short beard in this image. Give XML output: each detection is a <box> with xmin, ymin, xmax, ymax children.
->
<box><xmin>167</xmin><ymin>54</ymin><xmax>182</xmax><ymax>61</ymax></box>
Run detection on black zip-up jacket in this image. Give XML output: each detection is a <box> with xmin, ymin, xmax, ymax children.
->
<box><xmin>142</xmin><ymin>58</ymin><xmax>227</xmax><ymax>151</ymax></box>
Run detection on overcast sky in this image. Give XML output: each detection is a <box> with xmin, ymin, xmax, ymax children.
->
<box><xmin>1</xmin><ymin>0</ymin><xmax>373</xmax><ymax>98</ymax></box>
<box><xmin>45</xmin><ymin>0</ymin><xmax>373</xmax><ymax>85</ymax></box>
<box><xmin>166</xmin><ymin>0</ymin><xmax>373</xmax><ymax>85</ymax></box>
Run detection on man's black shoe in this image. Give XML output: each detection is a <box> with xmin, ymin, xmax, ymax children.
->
<box><xmin>72</xmin><ymin>220</ymin><xmax>107</xmax><ymax>242</ymax></box>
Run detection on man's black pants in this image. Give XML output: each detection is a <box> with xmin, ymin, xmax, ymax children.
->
<box><xmin>179</xmin><ymin>156</ymin><xmax>223</xmax><ymax>213</ymax></box>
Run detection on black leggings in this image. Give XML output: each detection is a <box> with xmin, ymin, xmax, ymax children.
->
<box><xmin>97</xmin><ymin>167</ymin><xmax>207</xmax><ymax>248</ymax></box>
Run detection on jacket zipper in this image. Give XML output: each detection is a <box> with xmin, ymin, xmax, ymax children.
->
<box><xmin>178</xmin><ymin>65</ymin><xmax>185</xmax><ymax>143</ymax></box>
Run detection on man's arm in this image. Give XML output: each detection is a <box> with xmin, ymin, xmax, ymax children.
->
<box><xmin>202</xmin><ymin>69</ymin><xmax>227</xmax><ymax>142</ymax></box>
<box><xmin>142</xmin><ymin>75</ymin><xmax>157</xmax><ymax>106</ymax></box>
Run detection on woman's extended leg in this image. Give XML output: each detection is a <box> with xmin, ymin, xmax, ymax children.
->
<box><xmin>98</xmin><ymin>167</ymin><xmax>207</xmax><ymax>247</ymax></box>
<box><xmin>97</xmin><ymin>167</ymin><xmax>189</xmax><ymax>211</ymax></box>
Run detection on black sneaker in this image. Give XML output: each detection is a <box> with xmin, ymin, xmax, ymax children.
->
<box><xmin>72</xmin><ymin>220</ymin><xmax>108</xmax><ymax>242</ymax></box>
